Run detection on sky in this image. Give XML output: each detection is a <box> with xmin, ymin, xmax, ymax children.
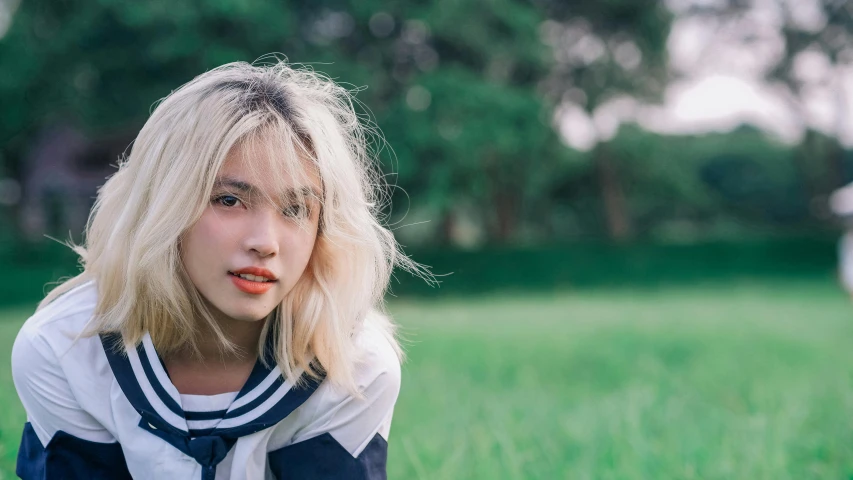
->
<box><xmin>558</xmin><ymin>0</ymin><xmax>853</xmax><ymax>151</ymax></box>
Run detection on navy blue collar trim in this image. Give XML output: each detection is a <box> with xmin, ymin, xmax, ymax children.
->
<box><xmin>232</xmin><ymin>328</ymin><xmax>278</xmax><ymax>402</ymax></box>
<box><xmin>135</xmin><ymin>342</ymin><xmax>184</xmax><ymax>417</ymax></box>
<box><xmin>99</xmin><ymin>332</ymin><xmax>324</xmax><ymax>443</ymax></box>
<box><xmin>184</xmin><ymin>409</ymin><xmax>229</xmax><ymax>421</ymax></box>
<box><xmin>100</xmin><ymin>333</ymin><xmax>188</xmax><ymax>437</ymax></box>
<box><xmin>212</xmin><ymin>374</ymin><xmax>323</xmax><ymax>438</ymax></box>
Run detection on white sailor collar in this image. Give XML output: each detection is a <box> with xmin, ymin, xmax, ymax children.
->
<box><xmin>99</xmin><ymin>331</ymin><xmax>323</xmax><ymax>464</ymax></box>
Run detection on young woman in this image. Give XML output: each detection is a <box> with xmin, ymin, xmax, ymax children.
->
<box><xmin>12</xmin><ymin>61</ymin><xmax>426</xmax><ymax>479</ymax></box>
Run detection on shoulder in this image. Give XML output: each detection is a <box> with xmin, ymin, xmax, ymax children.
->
<box><xmin>352</xmin><ymin>311</ymin><xmax>402</xmax><ymax>394</ymax></box>
<box><xmin>307</xmin><ymin>313</ymin><xmax>402</xmax><ymax>419</ymax></box>
<box><xmin>15</xmin><ymin>280</ymin><xmax>99</xmax><ymax>354</ymax></box>
<box><xmin>13</xmin><ymin>281</ymin><xmax>102</xmax><ymax>380</ymax></box>
<box><xmin>269</xmin><ymin>312</ymin><xmax>402</xmax><ymax>456</ymax></box>
<box><xmin>12</xmin><ymin>281</ymin><xmax>116</xmax><ymax>445</ymax></box>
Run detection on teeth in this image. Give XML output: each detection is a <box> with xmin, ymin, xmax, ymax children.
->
<box><xmin>237</xmin><ymin>273</ymin><xmax>270</xmax><ymax>282</ymax></box>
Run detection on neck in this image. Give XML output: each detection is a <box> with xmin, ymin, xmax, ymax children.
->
<box><xmin>179</xmin><ymin>309</ymin><xmax>268</xmax><ymax>365</ymax></box>
<box><xmin>162</xmin><ymin>310</ymin><xmax>268</xmax><ymax>396</ymax></box>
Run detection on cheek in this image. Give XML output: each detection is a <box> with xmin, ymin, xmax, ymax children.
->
<box><xmin>286</xmin><ymin>230</ymin><xmax>319</xmax><ymax>275</ymax></box>
<box><xmin>182</xmin><ymin>211</ymin><xmax>228</xmax><ymax>274</ymax></box>
<box><xmin>302</xmin><ymin>225</ymin><xmax>320</xmax><ymax>258</ymax></box>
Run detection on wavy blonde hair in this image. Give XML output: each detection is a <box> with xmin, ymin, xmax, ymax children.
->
<box><xmin>41</xmin><ymin>60</ymin><xmax>428</xmax><ymax>393</ymax></box>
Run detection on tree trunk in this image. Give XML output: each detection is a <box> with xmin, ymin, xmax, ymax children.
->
<box><xmin>595</xmin><ymin>144</ymin><xmax>631</xmax><ymax>241</ymax></box>
<box><xmin>494</xmin><ymin>190</ymin><xmax>516</xmax><ymax>242</ymax></box>
<box><xmin>825</xmin><ymin>137</ymin><xmax>845</xmax><ymax>192</ymax></box>
<box><xmin>484</xmin><ymin>151</ymin><xmax>517</xmax><ymax>243</ymax></box>
<box><xmin>440</xmin><ymin>209</ymin><xmax>455</xmax><ymax>245</ymax></box>
<box><xmin>793</xmin><ymin>130</ymin><xmax>818</xmax><ymax>204</ymax></box>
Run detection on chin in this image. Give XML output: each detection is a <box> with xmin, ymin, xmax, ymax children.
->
<box><xmin>226</xmin><ymin>309</ymin><xmax>274</xmax><ymax>322</ymax></box>
<box><xmin>211</xmin><ymin>299</ymin><xmax>275</xmax><ymax>323</ymax></box>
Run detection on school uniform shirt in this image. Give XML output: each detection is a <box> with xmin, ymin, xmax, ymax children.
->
<box><xmin>11</xmin><ymin>281</ymin><xmax>400</xmax><ymax>479</ymax></box>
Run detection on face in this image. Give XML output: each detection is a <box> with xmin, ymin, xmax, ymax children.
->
<box><xmin>181</xmin><ymin>140</ymin><xmax>321</xmax><ymax>323</ymax></box>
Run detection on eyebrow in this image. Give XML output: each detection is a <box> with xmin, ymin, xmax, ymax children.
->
<box><xmin>213</xmin><ymin>177</ymin><xmax>322</xmax><ymax>200</ymax></box>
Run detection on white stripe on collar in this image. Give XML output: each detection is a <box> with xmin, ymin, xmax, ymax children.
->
<box><xmin>104</xmin><ymin>330</ymin><xmax>322</xmax><ymax>439</ymax></box>
<box><xmin>125</xmin><ymin>344</ymin><xmax>188</xmax><ymax>432</ymax></box>
<box><xmin>217</xmin><ymin>380</ymin><xmax>295</xmax><ymax>429</ymax></box>
<box><xmin>187</xmin><ymin>418</ymin><xmax>224</xmax><ymax>432</ymax></box>
<box><xmin>181</xmin><ymin>391</ymin><xmax>238</xmax><ymax>412</ymax></box>
<box><xmin>229</xmin><ymin>367</ymin><xmax>283</xmax><ymax>411</ymax></box>
<box><xmin>141</xmin><ymin>333</ymin><xmax>183</xmax><ymax>406</ymax></box>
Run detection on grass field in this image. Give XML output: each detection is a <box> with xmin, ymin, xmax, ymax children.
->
<box><xmin>0</xmin><ymin>280</ymin><xmax>851</xmax><ymax>479</ymax></box>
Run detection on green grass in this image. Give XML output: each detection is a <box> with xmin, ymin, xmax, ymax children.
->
<box><xmin>387</xmin><ymin>280</ymin><xmax>853</xmax><ymax>479</ymax></box>
<box><xmin>0</xmin><ymin>306</ymin><xmax>33</xmax><ymax>477</ymax></box>
<box><xmin>0</xmin><ymin>281</ymin><xmax>852</xmax><ymax>479</ymax></box>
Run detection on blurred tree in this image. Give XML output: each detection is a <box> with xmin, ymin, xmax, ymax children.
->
<box><xmin>0</xmin><ymin>0</ymin><xmax>571</xmax><ymax>245</ymax></box>
<box><xmin>770</xmin><ymin>0</ymin><xmax>851</xmax><ymax>209</ymax></box>
<box><xmin>608</xmin><ymin>124</ymin><xmax>808</xmax><ymax>239</ymax></box>
<box><xmin>5</xmin><ymin>0</ymin><xmax>828</xmax><ymax>245</ymax></box>
<box><xmin>536</xmin><ymin>0</ymin><xmax>673</xmax><ymax>240</ymax></box>
<box><xmin>675</xmin><ymin>0</ymin><xmax>853</xmax><ymax>223</ymax></box>
<box><xmin>373</xmin><ymin>1</ymin><xmax>571</xmax><ymax>244</ymax></box>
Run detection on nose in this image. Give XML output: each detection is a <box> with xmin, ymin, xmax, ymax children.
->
<box><xmin>241</xmin><ymin>207</ymin><xmax>280</xmax><ymax>257</ymax></box>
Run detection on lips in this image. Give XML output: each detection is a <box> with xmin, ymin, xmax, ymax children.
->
<box><xmin>230</xmin><ymin>266</ymin><xmax>278</xmax><ymax>280</ymax></box>
<box><xmin>228</xmin><ymin>266</ymin><xmax>278</xmax><ymax>295</ymax></box>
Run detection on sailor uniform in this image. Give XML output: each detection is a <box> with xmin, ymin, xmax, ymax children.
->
<box><xmin>12</xmin><ymin>281</ymin><xmax>399</xmax><ymax>479</ymax></box>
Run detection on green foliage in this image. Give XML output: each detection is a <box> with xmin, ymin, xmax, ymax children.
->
<box><xmin>606</xmin><ymin>125</ymin><xmax>813</xmax><ymax>238</ymax></box>
<box><xmin>0</xmin><ymin>0</ymin><xmax>575</xmax><ymax>243</ymax></box>
<box><xmin>539</xmin><ymin>0</ymin><xmax>673</xmax><ymax>108</ymax></box>
<box><xmin>390</xmin><ymin>237</ymin><xmax>836</xmax><ymax>297</ymax></box>
<box><xmin>382</xmin><ymin>67</ymin><xmax>569</xmax><ymax>240</ymax></box>
<box><xmin>0</xmin><ymin>236</ymin><xmax>838</xmax><ymax>307</ymax></box>
<box><xmin>0</xmin><ymin>1</ymin><xmax>845</xmax><ymax>245</ymax></box>
<box><xmin>676</xmin><ymin>1</ymin><xmax>853</xmax><ymax>204</ymax></box>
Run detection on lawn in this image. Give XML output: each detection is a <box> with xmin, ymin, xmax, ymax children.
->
<box><xmin>0</xmin><ymin>280</ymin><xmax>851</xmax><ymax>479</ymax></box>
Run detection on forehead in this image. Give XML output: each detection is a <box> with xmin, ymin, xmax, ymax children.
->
<box><xmin>217</xmin><ymin>134</ymin><xmax>320</xmax><ymax>195</ymax></box>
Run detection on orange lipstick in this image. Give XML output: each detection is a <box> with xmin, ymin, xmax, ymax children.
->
<box><xmin>229</xmin><ymin>267</ymin><xmax>277</xmax><ymax>295</ymax></box>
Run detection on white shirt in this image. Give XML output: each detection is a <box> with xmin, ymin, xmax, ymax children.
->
<box><xmin>12</xmin><ymin>281</ymin><xmax>399</xmax><ymax>479</ymax></box>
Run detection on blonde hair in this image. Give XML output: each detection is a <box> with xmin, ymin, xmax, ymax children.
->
<box><xmin>41</xmin><ymin>60</ymin><xmax>429</xmax><ymax>393</ymax></box>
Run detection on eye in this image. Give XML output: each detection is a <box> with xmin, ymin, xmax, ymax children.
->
<box><xmin>283</xmin><ymin>203</ymin><xmax>309</xmax><ymax>218</ymax></box>
<box><xmin>214</xmin><ymin>195</ymin><xmax>243</xmax><ymax>208</ymax></box>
